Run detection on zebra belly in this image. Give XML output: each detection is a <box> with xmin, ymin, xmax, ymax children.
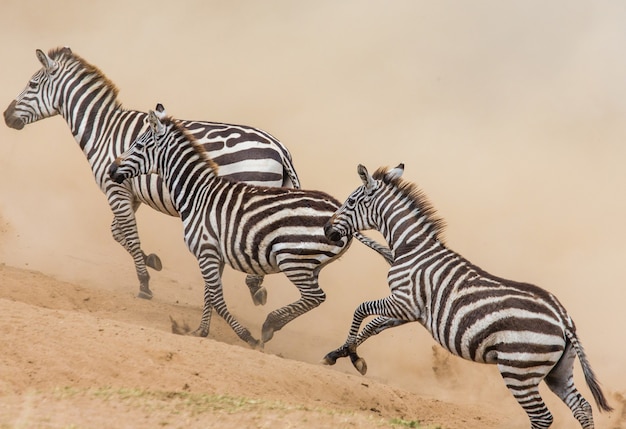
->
<box><xmin>446</xmin><ymin>310</ymin><xmax>566</xmax><ymax>364</ymax></box>
<box><xmin>216</xmin><ymin>223</ymin><xmax>349</xmax><ymax>277</ymax></box>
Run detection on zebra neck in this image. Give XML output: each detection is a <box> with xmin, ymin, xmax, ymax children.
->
<box><xmin>58</xmin><ymin>68</ymin><xmax>121</xmax><ymax>153</ymax></box>
<box><xmin>160</xmin><ymin>144</ymin><xmax>219</xmax><ymax>215</ymax></box>
<box><xmin>378</xmin><ymin>202</ymin><xmax>441</xmax><ymax>256</ymax></box>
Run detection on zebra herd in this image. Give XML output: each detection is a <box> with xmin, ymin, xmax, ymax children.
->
<box><xmin>3</xmin><ymin>47</ymin><xmax>612</xmax><ymax>428</ymax></box>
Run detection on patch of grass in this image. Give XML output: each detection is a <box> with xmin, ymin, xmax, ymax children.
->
<box><xmin>47</xmin><ymin>387</ymin><xmax>444</xmax><ymax>428</ymax></box>
<box><xmin>390</xmin><ymin>417</ymin><xmax>442</xmax><ymax>428</ymax></box>
<box><xmin>72</xmin><ymin>387</ymin><xmax>285</xmax><ymax>415</ymax></box>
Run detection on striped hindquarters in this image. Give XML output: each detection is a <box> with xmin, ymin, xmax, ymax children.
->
<box><xmin>436</xmin><ymin>277</ymin><xmax>567</xmax><ymax>364</ymax></box>
<box><xmin>180</xmin><ymin>120</ymin><xmax>300</xmax><ymax>188</ymax></box>
<box><xmin>196</xmin><ymin>183</ymin><xmax>344</xmax><ymax>275</ymax></box>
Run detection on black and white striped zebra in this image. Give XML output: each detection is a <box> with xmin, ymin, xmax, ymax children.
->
<box><xmin>108</xmin><ymin>111</ymin><xmax>392</xmax><ymax>347</ymax></box>
<box><xmin>322</xmin><ymin>164</ymin><xmax>612</xmax><ymax>429</ymax></box>
<box><xmin>3</xmin><ymin>47</ymin><xmax>300</xmax><ymax>302</ymax></box>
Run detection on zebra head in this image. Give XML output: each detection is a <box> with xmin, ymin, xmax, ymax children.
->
<box><xmin>4</xmin><ymin>47</ymin><xmax>72</xmax><ymax>130</ymax></box>
<box><xmin>324</xmin><ymin>163</ymin><xmax>404</xmax><ymax>242</ymax></box>
<box><xmin>109</xmin><ymin>110</ymin><xmax>165</xmax><ymax>184</ymax></box>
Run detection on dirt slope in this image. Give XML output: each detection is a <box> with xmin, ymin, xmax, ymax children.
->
<box><xmin>0</xmin><ymin>263</ymin><xmax>510</xmax><ymax>429</ymax></box>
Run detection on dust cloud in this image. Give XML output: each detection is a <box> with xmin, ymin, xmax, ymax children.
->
<box><xmin>1</xmin><ymin>1</ymin><xmax>625</xmax><ymax>426</ymax></box>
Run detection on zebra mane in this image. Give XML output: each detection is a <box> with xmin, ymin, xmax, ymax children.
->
<box><xmin>47</xmin><ymin>47</ymin><xmax>121</xmax><ymax>103</ymax></box>
<box><xmin>158</xmin><ymin>116</ymin><xmax>220</xmax><ymax>175</ymax></box>
<box><xmin>372</xmin><ymin>166</ymin><xmax>446</xmax><ymax>242</ymax></box>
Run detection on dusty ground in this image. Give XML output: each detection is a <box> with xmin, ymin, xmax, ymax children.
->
<box><xmin>0</xmin><ymin>263</ymin><xmax>506</xmax><ymax>429</ymax></box>
<box><xmin>0</xmin><ymin>262</ymin><xmax>624</xmax><ymax>429</ymax></box>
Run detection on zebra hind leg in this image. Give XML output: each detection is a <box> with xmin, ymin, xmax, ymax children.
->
<box><xmin>260</xmin><ymin>272</ymin><xmax>326</xmax><ymax>343</ymax></box>
<box><xmin>544</xmin><ymin>343</ymin><xmax>595</xmax><ymax>429</ymax></box>
<box><xmin>498</xmin><ymin>363</ymin><xmax>554</xmax><ymax>428</ymax></box>
<box><xmin>245</xmin><ymin>274</ymin><xmax>267</xmax><ymax>306</ymax></box>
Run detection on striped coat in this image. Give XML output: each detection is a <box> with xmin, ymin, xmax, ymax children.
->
<box><xmin>323</xmin><ymin>164</ymin><xmax>611</xmax><ymax>429</ymax></box>
<box><xmin>109</xmin><ymin>111</ymin><xmax>392</xmax><ymax>347</ymax></box>
<box><xmin>3</xmin><ymin>47</ymin><xmax>300</xmax><ymax>301</ymax></box>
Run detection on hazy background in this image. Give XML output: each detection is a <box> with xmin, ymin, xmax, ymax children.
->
<box><xmin>1</xmin><ymin>1</ymin><xmax>625</xmax><ymax>427</ymax></box>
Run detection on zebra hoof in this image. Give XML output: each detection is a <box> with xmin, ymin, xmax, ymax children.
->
<box><xmin>137</xmin><ymin>289</ymin><xmax>153</xmax><ymax>300</ymax></box>
<box><xmin>261</xmin><ymin>324</ymin><xmax>275</xmax><ymax>343</ymax></box>
<box><xmin>189</xmin><ymin>327</ymin><xmax>209</xmax><ymax>338</ymax></box>
<box><xmin>252</xmin><ymin>287</ymin><xmax>268</xmax><ymax>306</ymax></box>
<box><xmin>352</xmin><ymin>357</ymin><xmax>368</xmax><ymax>375</ymax></box>
<box><xmin>321</xmin><ymin>353</ymin><xmax>337</xmax><ymax>366</ymax></box>
<box><xmin>145</xmin><ymin>253</ymin><xmax>163</xmax><ymax>271</ymax></box>
<box><xmin>248</xmin><ymin>337</ymin><xmax>263</xmax><ymax>349</ymax></box>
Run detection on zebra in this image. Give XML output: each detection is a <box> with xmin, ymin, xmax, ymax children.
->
<box><xmin>108</xmin><ymin>110</ymin><xmax>393</xmax><ymax>347</ymax></box>
<box><xmin>322</xmin><ymin>164</ymin><xmax>612</xmax><ymax>429</ymax></box>
<box><xmin>3</xmin><ymin>47</ymin><xmax>301</xmax><ymax>303</ymax></box>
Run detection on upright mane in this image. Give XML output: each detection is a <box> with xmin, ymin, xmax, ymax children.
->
<box><xmin>159</xmin><ymin>115</ymin><xmax>220</xmax><ymax>175</ymax></box>
<box><xmin>372</xmin><ymin>166</ymin><xmax>446</xmax><ymax>242</ymax></box>
<box><xmin>48</xmin><ymin>47</ymin><xmax>121</xmax><ymax>104</ymax></box>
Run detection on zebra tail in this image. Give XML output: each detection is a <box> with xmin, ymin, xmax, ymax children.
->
<box><xmin>353</xmin><ymin>232</ymin><xmax>393</xmax><ymax>265</ymax></box>
<box><xmin>565</xmin><ymin>327</ymin><xmax>613</xmax><ymax>412</ymax></box>
<box><xmin>280</xmin><ymin>155</ymin><xmax>301</xmax><ymax>189</ymax></box>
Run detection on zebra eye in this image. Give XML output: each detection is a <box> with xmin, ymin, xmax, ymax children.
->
<box><xmin>347</xmin><ymin>197</ymin><xmax>356</xmax><ymax>206</ymax></box>
<box><xmin>28</xmin><ymin>80</ymin><xmax>38</xmax><ymax>89</ymax></box>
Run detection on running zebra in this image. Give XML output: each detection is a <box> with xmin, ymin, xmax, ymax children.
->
<box><xmin>322</xmin><ymin>164</ymin><xmax>612</xmax><ymax>429</ymax></box>
<box><xmin>3</xmin><ymin>47</ymin><xmax>300</xmax><ymax>302</ymax></box>
<box><xmin>108</xmin><ymin>111</ymin><xmax>392</xmax><ymax>347</ymax></box>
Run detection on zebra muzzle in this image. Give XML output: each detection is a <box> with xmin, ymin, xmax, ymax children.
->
<box><xmin>3</xmin><ymin>100</ymin><xmax>25</xmax><ymax>130</ymax></box>
<box><xmin>324</xmin><ymin>222</ymin><xmax>342</xmax><ymax>243</ymax></box>
<box><xmin>108</xmin><ymin>162</ymin><xmax>126</xmax><ymax>184</ymax></box>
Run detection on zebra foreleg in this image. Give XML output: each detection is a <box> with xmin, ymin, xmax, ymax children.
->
<box><xmin>323</xmin><ymin>296</ymin><xmax>413</xmax><ymax>375</ymax></box>
<box><xmin>349</xmin><ymin>317</ymin><xmax>409</xmax><ymax>374</ymax></box>
<box><xmin>195</xmin><ymin>260</ymin><xmax>261</xmax><ymax>348</ymax></box>
<box><xmin>322</xmin><ymin>301</ymin><xmax>372</xmax><ymax>372</ymax></box>
<box><xmin>110</xmin><ymin>211</ymin><xmax>154</xmax><ymax>299</ymax></box>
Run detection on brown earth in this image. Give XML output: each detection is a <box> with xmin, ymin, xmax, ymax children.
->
<box><xmin>1</xmin><ymin>261</ymin><xmax>624</xmax><ymax>429</ymax></box>
<box><xmin>0</xmin><ymin>262</ymin><xmax>506</xmax><ymax>429</ymax></box>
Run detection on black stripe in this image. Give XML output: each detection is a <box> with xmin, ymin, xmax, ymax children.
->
<box><xmin>212</xmin><ymin>147</ymin><xmax>282</xmax><ymax>166</ymax></box>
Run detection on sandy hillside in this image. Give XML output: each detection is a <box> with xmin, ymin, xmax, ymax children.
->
<box><xmin>0</xmin><ymin>261</ymin><xmax>624</xmax><ymax>429</ymax></box>
<box><xmin>0</xmin><ymin>262</ymin><xmax>507</xmax><ymax>429</ymax></box>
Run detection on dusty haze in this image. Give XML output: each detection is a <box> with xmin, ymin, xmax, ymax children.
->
<box><xmin>1</xmin><ymin>1</ymin><xmax>625</xmax><ymax>428</ymax></box>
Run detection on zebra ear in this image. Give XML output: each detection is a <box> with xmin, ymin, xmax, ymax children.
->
<box><xmin>36</xmin><ymin>49</ymin><xmax>56</xmax><ymax>71</ymax></box>
<box><xmin>154</xmin><ymin>103</ymin><xmax>167</xmax><ymax>120</ymax></box>
<box><xmin>385</xmin><ymin>163</ymin><xmax>404</xmax><ymax>181</ymax></box>
<box><xmin>147</xmin><ymin>110</ymin><xmax>163</xmax><ymax>135</ymax></box>
<box><xmin>357</xmin><ymin>164</ymin><xmax>375</xmax><ymax>189</ymax></box>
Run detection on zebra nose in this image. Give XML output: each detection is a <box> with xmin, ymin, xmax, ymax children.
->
<box><xmin>324</xmin><ymin>222</ymin><xmax>341</xmax><ymax>242</ymax></box>
<box><xmin>108</xmin><ymin>163</ymin><xmax>125</xmax><ymax>183</ymax></box>
<box><xmin>3</xmin><ymin>100</ymin><xmax>25</xmax><ymax>130</ymax></box>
